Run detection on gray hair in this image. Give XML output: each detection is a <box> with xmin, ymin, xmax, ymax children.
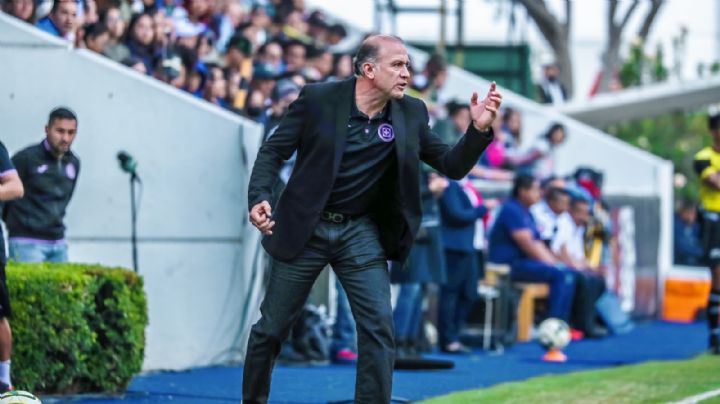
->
<box><xmin>353</xmin><ymin>34</ymin><xmax>405</xmax><ymax>77</ymax></box>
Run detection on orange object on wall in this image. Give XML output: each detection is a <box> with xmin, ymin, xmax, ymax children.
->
<box><xmin>662</xmin><ymin>278</ymin><xmax>711</xmax><ymax>322</ymax></box>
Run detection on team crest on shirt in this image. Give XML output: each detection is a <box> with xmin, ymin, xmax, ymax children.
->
<box><xmin>36</xmin><ymin>164</ymin><xmax>48</xmax><ymax>174</ymax></box>
<box><xmin>65</xmin><ymin>163</ymin><xmax>77</xmax><ymax>179</ymax></box>
<box><xmin>377</xmin><ymin>123</ymin><xmax>395</xmax><ymax>142</ymax></box>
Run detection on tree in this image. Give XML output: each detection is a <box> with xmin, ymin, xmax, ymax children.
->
<box><xmin>515</xmin><ymin>0</ymin><xmax>664</xmax><ymax>97</ymax></box>
<box><xmin>597</xmin><ymin>0</ymin><xmax>664</xmax><ymax>93</ymax></box>
<box><xmin>515</xmin><ymin>0</ymin><xmax>573</xmax><ymax>98</ymax></box>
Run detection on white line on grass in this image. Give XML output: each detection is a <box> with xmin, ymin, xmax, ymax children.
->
<box><xmin>669</xmin><ymin>388</ymin><xmax>720</xmax><ymax>404</ymax></box>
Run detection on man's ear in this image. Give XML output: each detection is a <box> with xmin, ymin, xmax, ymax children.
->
<box><xmin>363</xmin><ymin>63</ymin><xmax>374</xmax><ymax>79</ymax></box>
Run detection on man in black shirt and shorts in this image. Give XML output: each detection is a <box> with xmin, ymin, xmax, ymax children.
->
<box><xmin>0</xmin><ymin>141</ymin><xmax>25</xmax><ymax>391</ymax></box>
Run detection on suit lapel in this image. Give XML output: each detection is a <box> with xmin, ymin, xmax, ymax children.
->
<box><xmin>332</xmin><ymin>77</ymin><xmax>354</xmax><ymax>175</ymax></box>
<box><xmin>390</xmin><ymin>98</ymin><xmax>406</xmax><ymax>181</ymax></box>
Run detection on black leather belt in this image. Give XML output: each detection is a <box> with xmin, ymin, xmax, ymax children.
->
<box><xmin>320</xmin><ymin>210</ymin><xmax>353</xmax><ymax>223</ymax></box>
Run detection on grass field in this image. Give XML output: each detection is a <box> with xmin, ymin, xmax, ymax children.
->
<box><xmin>421</xmin><ymin>355</ymin><xmax>720</xmax><ymax>404</ymax></box>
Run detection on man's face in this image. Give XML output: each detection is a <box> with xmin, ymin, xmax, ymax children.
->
<box><xmin>10</xmin><ymin>0</ymin><xmax>34</xmax><ymax>21</ymax></box>
<box><xmin>45</xmin><ymin>118</ymin><xmax>77</xmax><ymax>155</ymax></box>
<box><xmin>52</xmin><ymin>0</ymin><xmax>78</xmax><ymax>36</ymax></box>
<box><xmin>570</xmin><ymin>201</ymin><xmax>591</xmax><ymax>226</ymax></box>
<box><xmin>367</xmin><ymin>40</ymin><xmax>410</xmax><ymax>99</ymax></box>
<box><xmin>548</xmin><ymin>193</ymin><xmax>570</xmax><ymax>215</ymax></box>
<box><xmin>87</xmin><ymin>32</ymin><xmax>110</xmax><ymax>54</ymax></box>
<box><xmin>261</xmin><ymin>43</ymin><xmax>283</xmax><ymax>67</ymax></box>
<box><xmin>521</xmin><ymin>180</ymin><xmax>541</xmax><ymax>206</ymax></box>
<box><xmin>285</xmin><ymin>45</ymin><xmax>306</xmax><ymax>72</ymax></box>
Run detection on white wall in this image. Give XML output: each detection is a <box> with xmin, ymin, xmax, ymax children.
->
<box><xmin>0</xmin><ymin>14</ymin><xmax>264</xmax><ymax>371</ymax></box>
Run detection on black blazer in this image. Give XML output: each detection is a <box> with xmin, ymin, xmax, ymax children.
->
<box><xmin>248</xmin><ymin>77</ymin><xmax>493</xmax><ymax>262</ymax></box>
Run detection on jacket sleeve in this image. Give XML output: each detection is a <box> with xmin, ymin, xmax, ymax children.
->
<box><xmin>418</xmin><ymin>102</ymin><xmax>494</xmax><ymax>180</ymax></box>
<box><xmin>247</xmin><ymin>87</ymin><xmax>309</xmax><ymax>210</ymax></box>
<box><xmin>439</xmin><ymin>182</ymin><xmax>486</xmax><ymax>226</ymax></box>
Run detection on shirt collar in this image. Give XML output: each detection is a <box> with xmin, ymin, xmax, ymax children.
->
<box><xmin>350</xmin><ymin>86</ymin><xmax>393</xmax><ymax>122</ymax></box>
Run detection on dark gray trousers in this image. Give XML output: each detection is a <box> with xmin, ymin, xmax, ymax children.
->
<box><xmin>242</xmin><ymin>216</ymin><xmax>395</xmax><ymax>404</ymax></box>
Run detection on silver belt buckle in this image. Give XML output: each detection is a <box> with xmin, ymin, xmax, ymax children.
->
<box><xmin>322</xmin><ymin>211</ymin><xmax>345</xmax><ymax>223</ymax></box>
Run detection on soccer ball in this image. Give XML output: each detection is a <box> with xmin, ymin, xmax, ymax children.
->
<box><xmin>0</xmin><ymin>391</ymin><xmax>42</xmax><ymax>404</ymax></box>
<box><xmin>536</xmin><ymin>318</ymin><xmax>571</xmax><ymax>350</ymax></box>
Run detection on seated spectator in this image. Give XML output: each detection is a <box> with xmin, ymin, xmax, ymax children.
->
<box><xmin>121</xmin><ymin>55</ymin><xmax>148</xmax><ymax>74</ymax></box>
<box><xmin>283</xmin><ymin>39</ymin><xmax>307</xmax><ymax>74</ymax></box>
<box><xmin>510</xmin><ymin>123</ymin><xmax>567</xmax><ymax>180</ymax></box>
<box><xmin>3</xmin><ymin>0</ymin><xmax>36</xmax><ymax>24</ymax></box>
<box><xmin>124</xmin><ymin>12</ymin><xmax>159</xmax><ymax>74</ymax></box>
<box><xmin>83</xmin><ymin>22</ymin><xmax>110</xmax><ymax>54</ymax></box>
<box><xmin>256</xmin><ymin>41</ymin><xmax>284</xmax><ymax>74</ymax></box>
<box><xmin>326</xmin><ymin>23</ymin><xmax>347</xmax><ymax>48</ymax></box>
<box><xmin>438</xmin><ymin>176</ymin><xmax>497</xmax><ymax>353</ymax></box>
<box><xmin>488</xmin><ymin>174</ymin><xmax>576</xmax><ymax>322</ymax></box>
<box><xmin>531</xmin><ymin>185</ymin><xmax>571</xmax><ymax>245</ymax></box>
<box><xmin>435</xmin><ymin>102</ymin><xmax>513</xmax><ymax>181</ymax></box>
<box><xmin>674</xmin><ymin>199</ymin><xmax>704</xmax><ymax>266</ymax></box>
<box><xmin>553</xmin><ymin>197</ymin><xmax>608</xmax><ymax>338</ymax></box>
<box><xmin>101</xmin><ymin>6</ymin><xmax>130</xmax><ymax>62</ymax></box>
<box><xmin>154</xmin><ymin>50</ymin><xmax>186</xmax><ymax>89</ymax></box>
<box><xmin>262</xmin><ymin>78</ymin><xmax>301</xmax><ymax>139</ymax></box>
<box><xmin>36</xmin><ymin>0</ymin><xmax>79</xmax><ymax>40</ymax></box>
<box><xmin>327</xmin><ymin>53</ymin><xmax>353</xmax><ymax>81</ymax></box>
<box><xmin>224</xmin><ymin>34</ymin><xmax>253</xmax><ymax>111</ymax></box>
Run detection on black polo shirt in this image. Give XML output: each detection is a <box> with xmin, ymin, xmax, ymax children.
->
<box><xmin>324</xmin><ymin>96</ymin><xmax>397</xmax><ymax>215</ymax></box>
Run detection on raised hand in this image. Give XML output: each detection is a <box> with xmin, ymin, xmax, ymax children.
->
<box><xmin>249</xmin><ymin>200</ymin><xmax>275</xmax><ymax>235</ymax></box>
<box><xmin>470</xmin><ymin>81</ymin><xmax>503</xmax><ymax>132</ymax></box>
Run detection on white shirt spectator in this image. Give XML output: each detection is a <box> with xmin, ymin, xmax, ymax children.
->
<box><xmin>553</xmin><ymin>213</ymin><xmax>586</xmax><ymax>261</ymax></box>
<box><xmin>530</xmin><ymin>200</ymin><xmax>561</xmax><ymax>242</ymax></box>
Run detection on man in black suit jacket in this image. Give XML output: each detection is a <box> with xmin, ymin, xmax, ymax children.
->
<box><xmin>243</xmin><ymin>34</ymin><xmax>502</xmax><ymax>404</ymax></box>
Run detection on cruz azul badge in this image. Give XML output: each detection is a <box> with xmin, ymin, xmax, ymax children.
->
<box><xmin>377</xmin><ymin>123</ymin><xmax>395</xmax><ymax>142</ymax></box>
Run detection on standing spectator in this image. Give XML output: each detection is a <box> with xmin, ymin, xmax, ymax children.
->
<box><xmin>537</xmin><ymin>60</ymin><xmax>568</xmax><ymax>105</ymax></box>
<box><xmin>674</xmin><ymin>199</ymin><xmax>703</xmax><ymax>266</ymax></box>
<box><xmin>391</xmin><ymin>170</ymin><xmax>448</xmax><ymax>358</ymax></box>
<box><xmin>36</xmin><ymin>0</ymin><xmax>79</xmax><ymax>40</ymax></box>
<box><xmin>438</xmin><ymin>176</ymin><xmax>496</xmax><ymax>353</ymax></box>
<box><xmin>5</xmin><ymin>107</ymin><xmax>81</xmax><ymax>263</ymax></box>
<box><xmin>0</xmin><ymin>140</ymin><xmax>24</xmax><ymax>393</ymax></box>
<box><xmin>3</xmin><ymin>0</ymin><xmax>36</xmax><ymax>24</ymax></box>
<box><xmin>693</xmin><ymin>112</ymin><xmax>720</xmax><ymax>354</ymax></box>
<box><xmin>488</xmin><ymin>174</ymin><xmax>576</xmax><ymax>322</ymax></box>
<box><xmin>83</xmin><ymin>22</ymin><xmax>110</xmax><ymax>54</ymax></box>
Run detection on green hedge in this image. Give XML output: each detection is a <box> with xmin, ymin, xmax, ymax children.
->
<box><xmin>7</xmin><ymin>262</ymin><xmax>148</xmax><ymax>394</ymax></box>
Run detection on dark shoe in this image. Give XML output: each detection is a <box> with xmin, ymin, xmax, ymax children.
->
<box><xmin>441</xmin><ymin>342</ymin><xmax>472</xmax><ymax>354</ymax></box>
<box><xmin>584</xmin><ymin>326</ymin><xmax>609</xmax><ymax>339</ymax></box>
<box><xmin>0</xmin><ymin>381</ymin><xmax>11</xmax><ymax>393</ymax></box>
